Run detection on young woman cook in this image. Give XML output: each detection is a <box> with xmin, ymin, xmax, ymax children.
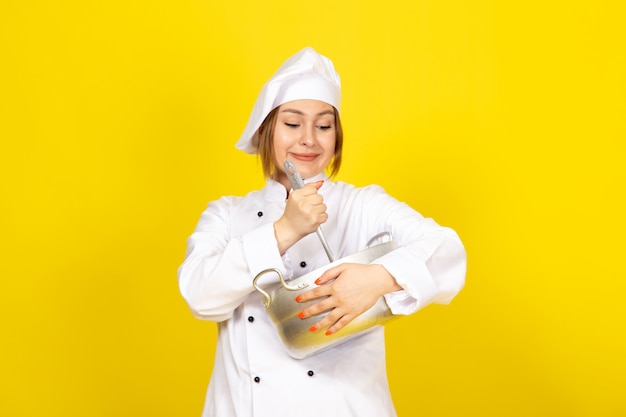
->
<box><xmin>178</xmin><ymin>47</ymin><xmax>466</xmax><ymax>417</ymax></box>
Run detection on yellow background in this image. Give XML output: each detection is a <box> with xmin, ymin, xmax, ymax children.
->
<box><xmin>1</xmin><ymin>1</ymin><xmax>624</xmax><ymax>416</ymax></box>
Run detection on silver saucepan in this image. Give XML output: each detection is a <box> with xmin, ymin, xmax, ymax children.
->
<box><xmin>252</xmin><ymin>161</ymin><xmax>398</xmax><ymax>359</ymax></box>
<box><xmin>253</xmin><ymin>236</ymin><xmax>398</xmax><ymax>359</ymax></box>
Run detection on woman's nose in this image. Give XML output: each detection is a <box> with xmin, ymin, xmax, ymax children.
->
<box><xmin>299</xmin><ymin>126</ymin><xmax>315</xmax><ymax>146</ymax></box>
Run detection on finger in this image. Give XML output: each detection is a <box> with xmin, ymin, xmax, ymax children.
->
<box><xmin>295</xmin><ymin>284</ymin><xmax>331</xmax><ymax>303</ymax></box>
<box><xmin>314</xmin><ymin>264</ymin><xmax>346</xmax><ymax>285</ymax></box>
<box><xmin>312</xmin><ymin>179</ymin><xmax>324</xmax><ymax>190</ymax></box>
<box><xmin>305</xmin><ymin>194</ymin><xmax>324</xmax><ymax>208</ymax></box>
<box><xmin>287</xmin><ymin>188</ymin><xmax>309</xmax><ymax>203</ymax></box>
<box><xmin>301</xmin><ymin>181</ymin><xmax>323</xmax><ymax>195</ymax></box>
<box><xmin>324</xmin><ymin>313</ymin><xmax>355</xmax><ymax>336</ymax></box>
<box><xmin>308</xmin><ymin>307</ymin><xmax>344</xmax><ymax>333</ymax></box>
<box><xmin>298</xmin><ymin>295</ymin><xmax>336</xmax><ymax>319</ymax></box>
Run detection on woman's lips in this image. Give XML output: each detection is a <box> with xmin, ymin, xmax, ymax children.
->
<box><xmin>291</xmin><ymin>153</ymin><xmax>319</xmax><ymax>162</ymax></box>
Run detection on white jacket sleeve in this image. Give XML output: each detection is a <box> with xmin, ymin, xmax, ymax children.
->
<box><xmin>177</xmin><ymin>197</ymin><xmax>285</xmax><ymax>322</ymax></box>
<box><xmin>359</xmin><ymin>186</ymin><xmax>466</xmax><ymax>315</ymax></box>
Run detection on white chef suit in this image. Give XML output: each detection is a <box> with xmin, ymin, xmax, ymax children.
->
<box><xmin>178</xmin><ymin>172</ymin><xmax>466</xmax><ymax>417</ymax></box>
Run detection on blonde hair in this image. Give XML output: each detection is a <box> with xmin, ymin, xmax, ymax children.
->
<box><xmin>257</xmin><ymin>106</ymin><xmax>343</xmax><ymax>180</ymax></box>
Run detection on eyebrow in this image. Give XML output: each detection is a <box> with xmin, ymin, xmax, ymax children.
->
<box><xmin>279</xmin><ymin>108</ymin><xmax>335</xmax><ymax>117</ymax></box>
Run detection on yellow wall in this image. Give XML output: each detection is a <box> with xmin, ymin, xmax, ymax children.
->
<box><xmin>1</xmin><ymin>1</ymin><xmax>624</xmax><ymax>416</ymax></box>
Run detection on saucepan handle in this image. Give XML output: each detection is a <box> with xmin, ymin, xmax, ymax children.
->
<box><xmin>366</xmin><ymin>231</ymin><xmax>392</xmax><ymax>248</ymax></box>
<box><xmin>252</xmin><ymin>268</ymin><xmax>310</xmax><ymax>308</ymax></box>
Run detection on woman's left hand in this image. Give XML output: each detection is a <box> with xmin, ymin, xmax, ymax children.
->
<box><xmin>295</xmin><ymin>263</ymin><xmax>402</xmax><ymax>335</ymax></box>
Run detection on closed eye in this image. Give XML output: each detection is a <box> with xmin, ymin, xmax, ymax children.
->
<box><xmin>317</xmin><ymin>125</ymin><xmax>331</xmax><ymax>130</ymax></box>
<box><xmin>285</xmin><ymin>123</ymin><xmax>300</xmax><ymax>128</ymax></box>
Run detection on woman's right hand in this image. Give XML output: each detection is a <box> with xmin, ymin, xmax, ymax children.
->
<box><xmin>274</xmin><ymin>180</ymin><xmax>326</xmax><ymax>255</ymax></box>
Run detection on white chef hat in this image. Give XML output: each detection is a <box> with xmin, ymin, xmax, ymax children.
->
<box><xmin>235</xmin><ymin>47</ymin><xmax>342</xmax><ymax>154</ymax></box>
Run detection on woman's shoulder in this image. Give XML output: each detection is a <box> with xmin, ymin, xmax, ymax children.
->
<box><xmin>209</xmin><ymin>189</ymin><xmax>263</xmax><ymax>208</ymax></box>
<box><xmin>208</xmin><ymin>181</ymin><xmax>283</xmax><ymax>209</ymax></box>
<box><xmin>332</xmin><ymin>180</ymin><xmax>388</xmax><ymax>199</ymax></box>
<box><xmin>330</xmin><ymin>181</ymin><xmax>408</xmax><ymax>215</ymax></box>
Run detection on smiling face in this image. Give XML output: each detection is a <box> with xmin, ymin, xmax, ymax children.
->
<box><xmin>271</xmin><ymin>99</ymin><xmax>337</xmax><ymax>188</ymax></box>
